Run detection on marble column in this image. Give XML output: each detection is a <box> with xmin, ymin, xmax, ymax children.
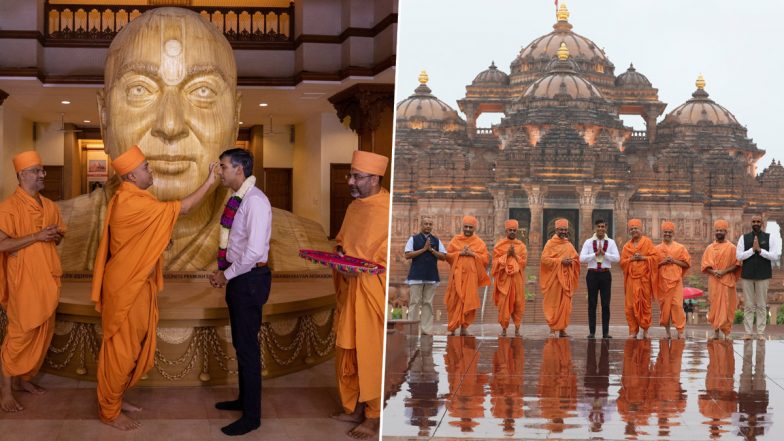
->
<box><xmin>614</xmin><ymin>191</ymin><xmax>631</xmax><ymax>247</ymax></box>
<box><xmin>578</xmin><ymin>185</ymin><xmax>597</xmax><ymax>244</ymax></box>
<box><xmin>525</xmin><ymin>184</ymin><xmax>545</xmax><ymax>251</ymax></box>
<box><xmin>490</xmin><ymin>188</ymin><xmax>508</xmax><ymax>240</ymax></box>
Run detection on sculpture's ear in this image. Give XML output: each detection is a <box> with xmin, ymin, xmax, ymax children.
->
<box><xmin>97</xmin><ymin>90</ymin><xmax>108</xmax><ymax>152</ymax></box>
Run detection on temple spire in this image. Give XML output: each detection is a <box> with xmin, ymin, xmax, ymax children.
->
<box><xmin>696</xmin><ymin>73</ymin><xmax>706</xmax><ymax>90</ymax></box>
<box><xmin>557</xmin><ymin>42</ymin><xmax>570</xmax><ymax>60</ymax></box>
<box><xmin>556</xmin><ymin>2</ymin><xmax>570</xmax><ymax>22</ymax></box>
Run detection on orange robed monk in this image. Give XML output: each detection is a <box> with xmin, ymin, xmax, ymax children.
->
<box><xmin>701</xmin><ymin>220</ymin><xmax>740</xmax><ymax>340</ymax></box>
<box><xmin>445</xmin><ymin>215</ymin><xmax>490</xmax><ymax>336</ymax></box>
<box><xmin>92</xmin><ymin>146</ymin><xmax>217</xmax><ymax>431</ymax></box>
<box><xmin>654</xmin><ymin>221</ymin><xmax>691</xmax><ymax>339</ymax></box>
<box><xmin>620</xmin><ymin>219</ymin><xmax>658</xmax><ymax>339</ymax></box>
<box><xmin>331</xmin><ymin>150</ymin><xmax>389</xmax><ymax>440</ymax></box>
<box><xmin>492</xmin><ymin>219</ymin><xmax>527</xmax><ymax>337</ymax></box>
<box><xmin>539</xmin><ymin>218</ymin><xmax>580</xmax><ymax>338</ymax></box>
<box><xmin>0</xmin><ymin>151</ymin><xmax>64</xmax><ymax>412</ymax></box>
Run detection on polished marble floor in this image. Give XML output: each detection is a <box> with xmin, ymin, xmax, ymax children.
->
<box><xmin>383</xmin><ymin>325</ymin><xmax>782</xmax><ymax>440</ymax></box>
<box><xmin>0</xmin><ymin>360</ymin><xmax>362</xmax><ymax>441</ymax></box>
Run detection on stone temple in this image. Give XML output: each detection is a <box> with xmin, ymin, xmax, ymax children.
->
<box><xmin>390</xmin><ymin>3</ymin><xmax>784</xmax><ymax>319</ymax></box>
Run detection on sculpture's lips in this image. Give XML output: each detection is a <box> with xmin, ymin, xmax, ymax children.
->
<box><xmin>148</xmin><ymin>156</ymin><xmax>196</xmax><ymax>174</ymax></box>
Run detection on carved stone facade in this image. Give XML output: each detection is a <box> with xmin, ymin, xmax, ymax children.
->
<box><xmin>390</xmin><ymin>8</ymin><xmax>782</xmax><ymax>291</ymax></box>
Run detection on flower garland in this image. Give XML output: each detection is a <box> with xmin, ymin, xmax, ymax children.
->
<box><xmin>217</xmin><ymin>175</ymin><xmax>256</xmax><ymax>270</ymax></box>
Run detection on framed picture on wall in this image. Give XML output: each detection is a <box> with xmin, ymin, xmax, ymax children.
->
<box><xmin>86</xmin><ymin>150</ymin><xmax>108</xmax><ymax>177</ymax></box>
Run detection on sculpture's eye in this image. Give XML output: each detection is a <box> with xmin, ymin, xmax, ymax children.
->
<box><xmin>186</xmin><ymin>81</ymin><xmax>219</xmax><ymax>107</ymax></box>
<box><xmin>125</xmin><ymin>81</ymin><xmax>157</xmax><ymax>106</ymax></box>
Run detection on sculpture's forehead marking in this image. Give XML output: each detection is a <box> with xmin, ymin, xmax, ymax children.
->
<box><xmin>159</xmin><ymin>16</ymin><xmax>185</xmax><ymax>86</ymax></box>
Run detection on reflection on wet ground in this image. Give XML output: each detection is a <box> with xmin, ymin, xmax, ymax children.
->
<box><xmin>383</xmin><ymin>326</ymin><xmax>780</xmax><ymax>440</ymax></box>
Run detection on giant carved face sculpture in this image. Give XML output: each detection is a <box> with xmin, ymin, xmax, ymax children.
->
<box><xmin>99</xmin><ymin>7</ymin><xmax>240</xmax><ymax>201</ymax></box>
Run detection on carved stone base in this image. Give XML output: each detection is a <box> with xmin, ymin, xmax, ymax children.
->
<box><xmin>1</xmin><ymin>271</ymin><xmax>337</xmax><ymax>386</ymax></box>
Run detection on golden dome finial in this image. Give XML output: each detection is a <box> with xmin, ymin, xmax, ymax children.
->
<box><xmin>556</xmin><ymin>2</ymin><xmax>570</xmax><ymax>22</ymax></box>
<box><xmin>557</xmin><ymin>42</ymin><xmax>570</xmax><ymax>60</ymax></box>
<box><xmin>418</xmin><ymin>70</ymin><xmax>429</xmax><ymax>84</ymax></box>
<box><xmin>695</xmin><ymin>73</ymin><xmax>706</xmax><ymax>90</ymax></box>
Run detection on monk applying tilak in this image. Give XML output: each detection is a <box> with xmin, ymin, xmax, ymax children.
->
<box><xmin>654</xmin><ymin>221</ymin><xmax>691</xmax><ymax>339</ymax></box>
<box><xmin>492</xmin><ymin>219</ymin><xmax>527</xmax><ymax>337</ymax></box>
<box><xmin>92</xmin><ymin>146</ymin><xmax>217</xmax><ymax>430</ymax></box>
<box><xmin>445</xmin><ymin>215</ymin><xmax>490</xmax><ymax>336</ymax></box>
<box><xmin>701</xmin><ymin>219</ymin><xmax>740</xmax><ymax>340</ymax></box>
<box><xmin>540</xmin><ymin>218</ymin><xmax>580</xmax><ymax>338</ymax></box>
<box><xmin>0</xmin><ymin>151</ymin><xmax>64</xmax><ymax>412</ymax></box>
<box><xmin>620</xmin><ymin>219</ymin><xmax>658</xmax><ymax>339</ymax></box>
<box><xmin>331</xmin><ymin>150</ymin><xmax>389</xmax><ymax>440</ymax></box>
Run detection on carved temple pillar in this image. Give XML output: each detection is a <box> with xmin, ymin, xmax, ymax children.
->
<box><xmin>490</xmin><ymin>188</ymin><xmax>508</xmax><ymax>240</ymax></box>
<box><xmin>645</xmin><ymin>111</ymin><xmax>658</xmax><ymax>143</ymax></box>
<box><xmin>614</xmin><ymin>191</ymin><xmax>632</xmax><ymax>247</ymax></box>
<box><xmin>464</xmin><ymin>103</ymin><xmax>477</xmax><ymax>139</ymax></box>
<box><xmin>578</xmin><ymin>185</ymin><xmax>597</xmax><ymax>244</ymax></box>
<box><xmin>328</xmin><ymin>84</ymin><xmax>394</xmax><ymax>186</ymax></box>
<box><xmin>524</xmin><ymin>184</ymin><xmax>545</xmax><ymax>251</ymax></box>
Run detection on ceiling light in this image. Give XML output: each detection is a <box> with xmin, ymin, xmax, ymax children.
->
<box><xmin>239</xmin><ymin>121</ymin><xmax>244</xmax><ymax>125</ymax></box>
<box><xmin>83</xmin><ymin>120</ymin><xmax>91</xmax><ymax>123</ymax></box>
<box><xmin>259</xmin><ymin>103</ymin><xmax>268</xmax><ymax>107</ymax></box>
<box><xmin>61</xmin><ymin>100</ymin><xmax>70</xmax><ymax>104</ymax></box>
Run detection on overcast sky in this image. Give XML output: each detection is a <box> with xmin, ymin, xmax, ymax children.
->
<box><xmin>395</xmin><ymin>0</ymin><xmax>784</xmax><ymax>173</ymax></box>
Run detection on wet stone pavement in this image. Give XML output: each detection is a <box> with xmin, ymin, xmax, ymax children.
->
<box><xmin>382</xmin><ymin>325</ymin><xmax>782</xmax><ymax>441</ymax></box>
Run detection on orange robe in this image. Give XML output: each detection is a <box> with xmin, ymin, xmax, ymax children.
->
<box><xmin>490</xmin><ymin>337</ymin><xmax>524</xmax><ymax>429</ymax></box>
<box><xmin>620</xmin><ymin>236</ymin><xmax>658</xmax><ymax>335</ymax></box>
<box><xmin>492</xmin><ymin>238</ymin><xmax>527</xmax><ymax>329</ymax></box>
<box><xmin>617</xmin><ymin>339</ymin><xmax>655</xmax><ymax>436</ymax></box>
<box><xmin>91</xmin><ymin>182</ymin><xmax>180</xmax><ymax>422</ymax></box>
<box><xmin>445</xmin><ymin>335</ymin><xmax>486</xmax><ymax>432</ymax></box>
<box><xmin>0</xmin><ymin>187</ymin><xmax>63</xmax><ymax>380</ymax></box>
<box><xmin>538</xmin><ymin>338</ymin><xmax>576</xmax><ymax>433</ymax></box>
<box><xmin>332</xmin><ymin>188</ymin><xmax>388</xmax><ymax>419</ymax></box>
<box><xmin>445</xmin><ymin>234</ymin><xmax>490</xmax><ymax>332</ymax></box>
<box><xmin>539</xmin><ymin>235</ymin><xmax>579</xmax><ymax>332</ymax></box>
<box><xmin>654</xmin><ymin>241</ymin><xmax>691</xmax><ymax>332</ymax></box>
<box><xmin>699</xmin><ymin>340</ymin><xmax>737</xmax><ymax>437</ymax></box>
<box><xmin>701</xmin><ymin>241</ymin><xmax>740</xmax><ymax>335</ymax></box>
<box><xmin>651</xmin><ymin>339</ymin><xmax>686</xmax><ymax>431</ymax></box>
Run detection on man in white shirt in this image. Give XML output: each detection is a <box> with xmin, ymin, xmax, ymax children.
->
<box><xmin>579</xmin><ymin>219</ymin><xmax>620</xmax><ymax>339</ymax></box>
<box><xmin>736</xmin><ymin>215</ymin><xmax>782</xmax><ymax>340</ymax></box>
<box><xmin>404</xmin><ymin>218</ymin><xmax>446</xmax><ymax>335</ymax></box>
<box><xmin>209</xmin><ymin>148</ymin><xmax>272</xmax><ymax>436</ymax></box>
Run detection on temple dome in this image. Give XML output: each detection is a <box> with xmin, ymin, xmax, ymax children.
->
<box><xmin>515</xmin><ymin>4</ymin><xmax>610</xmax><ymax>65</ymax></box>
<box><xmin>472</xmin><ymin>62</ymin><xmax>510</xmax><ymax>85</ymax></box>
<box><xmin>522</xmin><ymin>44</ymin><xmax>603</xmax><ymax>100</ymax></box>
<box><xmin>615</xmin><ymin>63</ymin><xmax>652</xmax><ymax>88</ymax></box>
<box><xmin>396</xmin><ymin>71</ymin><xmax>462</xmax><ymax>121</ymax></box>
<box><xmin>662</xmin><ymin>75</ymin><xmax>740</xmax><ymax>126</ymax></box>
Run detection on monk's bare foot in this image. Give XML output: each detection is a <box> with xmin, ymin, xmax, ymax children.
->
<box><xmin>549</xmin><ymin>331</ymin><xmax>558</xmax><ymax>338</ymax></box>
<box><xmin>103</xmin><ymin>412</ymin><xmax>140</xmax><ymax>431</ymax></box>
<box><xmin>332</xmin><ymin>402</ymin><xmax>364</xmax><ymax>423</ymax></box>
<box><xmin>558</xmin><ymin>331</ymin><xmax>569</xmax><ymax>338</ymax></box>
<box><xmin>449</xmin><ymin>330</ymin><xmax>456</xmax><ymax>336</ymax></box>
<box><xmin>0</xmin><ymin>387</ymin><xmax>23</xmax><ymax>412</ymax></box>
<box><xmin>676</xmin><ymin>331</ymin><xmax>683</xmax><ymax>339</ymax></box>
<box><xmin>15</xmin><ymin>379</ymin><xmax>46</xmax><ymax>395</ymax></box>
<box><xmin>713</xmin><ymin>329</ymin><xmax>720</xmax><ymax>340</ymax></box>
<box><xmin>460</xmin><ymin>327</ymin><xmax>470</xmax><ymax>336</ymax></box>
<box><xmin>122</xmin><ymin>401</ymin><xmax>142</xmax><ymax>412</ymax></box>
<box><xmin>628</xmin><ymin>334</ymin><xmax>637</xmax><ymax>339</ymax></box>
<box><xmin>664</xmin><ymin>328</ymin><xmax>671</xmax><ymax>339</ymax></box>
<box><xmin>514</xmin><ymin>327</ymin><xmax>521</xmax><ymax>337</ymax></box>
<box><xmin>348</xmin><ymin>417</ymin><xmax>379</xmax><ymax>440</ymax></box>
<box><xmin>500</xmin><ymin>328</ymin><xmax>507</xmax><ymax>337</ymax></box>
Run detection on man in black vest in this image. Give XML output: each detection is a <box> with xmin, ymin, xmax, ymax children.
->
<box><xmin>736</xmin><ymin>215</ymin><xmax>781</xmax><ymax>340</ymax></box>
<box><xmin>405</xmin><ymin>217</ymin><xmax>446</xmax><ymax>335</ymax></box>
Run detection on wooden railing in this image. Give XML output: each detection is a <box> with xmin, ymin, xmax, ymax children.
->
<box><xmin>44</xmin><ymin>0</ymin><xmax>294</xmax><ymax>47</ymax></box>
